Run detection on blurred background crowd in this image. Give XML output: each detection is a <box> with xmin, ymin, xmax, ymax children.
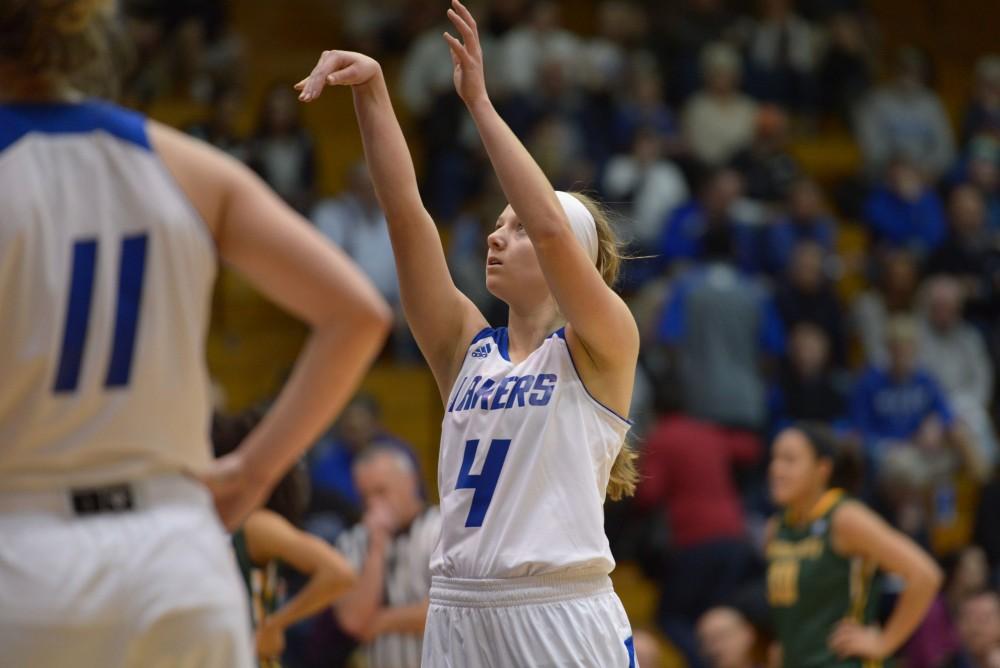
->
<box><xmin>116</xmin><ymin>0</ymin><xmax>1000</xmax><ymax>666</ymax></box>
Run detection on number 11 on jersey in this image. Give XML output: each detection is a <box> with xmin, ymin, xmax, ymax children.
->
<box><xmin>456</xmin><ymin>438</ymin><xmax>511</xmax><ymax>528</ymax></box>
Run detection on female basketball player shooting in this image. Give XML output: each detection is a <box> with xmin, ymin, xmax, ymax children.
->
<box><xmin>0</xmin><ymin>1</ymin><xmax>390</xmax><ymax>665</ymax></box>
<box><xmin>297</xmin><ymin>1</ymin><xmax>639</xmax><ymax>664</ymax></box>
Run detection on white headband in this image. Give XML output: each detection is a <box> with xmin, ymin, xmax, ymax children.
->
<box><xmin>555</xmin><ymin>191</ymin><xmax>598</xmax><ymax>264</ymax></box>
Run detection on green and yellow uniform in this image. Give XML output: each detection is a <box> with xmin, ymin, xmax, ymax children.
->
<box><xmin>767</xmin><ymin>489</ymin><xmax>884</xmax><ymax>668</ymax></box>
<box><xmin>233</xmin><ymin>529</ymin><xmax>282</xmax><ymax>668</ymax></box>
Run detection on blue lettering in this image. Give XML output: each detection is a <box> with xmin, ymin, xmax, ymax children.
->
<box><xmin>448</xmin><ymin>376</ymin><xmax>469</xmax><ymax>413</ymax></box>
<box><xmin>459</xmin><ymin>376</ymin><xmax>482</xmax><ymax>412</ymax></box>
<box><xmin>475</xmin><ymin>378</ymin><xmax>497</xmax><ymax>409</ymax></box>
<box><xmin>528</xmin><ymin>374</ymin><xmax>557</xmax><ymax>406</ymax></box>
<box><xmin>505</xmin><ymin>375</ymin><xmax>535</xmax><ymax>408</ymax></box>
<box><xmin>490</xmin><ymin>376</ymin><xmax>517</xmax><ymax>410</ymax></box>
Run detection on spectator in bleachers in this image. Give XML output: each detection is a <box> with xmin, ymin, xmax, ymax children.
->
<box><xmin>730</xmin><ymin>105</ymin><xmax>801</xmax><ymax>206</ymax></box>
<box><xmin>744</xmin><ymin>0</ymin><xmax>820</xmax><ymax>112</ymax></box>
<box><xmin>850</xmin><ymin>316</ymin><xmax>982</xmax><ymax>478</ymax></box>
<box><xmin>925</xmin><ymin>185</ymin><xmax>997</xmax><ymax>294</ymax></box>
<box><xmin>637</xmin><ymin>403</ymin><xmax>763</xmax><ymax>667</ymax></box>
<box><xmin>185</xmin><ymin>85</ymin><xmax>250</xmax><ymax>162</ymax></box>
<box><xmin>853</xmin><ymin>249</ymin><xmax>921</xmax><ymax>366</ymax></box>
<box><xmin>499</xmin><ymin>0</ymin><xmax>581</xmax><ymax>96</ymax></box>
<box><xmin>863</xmin><ymin>157</ymin><xmax>947</xmax><ymax>258</ymax></box>
<box><xmin>398</xmin><ymin>15</ymin><xmax>493</xmax><ymax>218</ymax></box>
<box><xmin>682</xmin><ymin>43</ymin><xmax>759</xmax><ymax>168</ymax></box>
<box><xmin>905</xmin><ymin>547</ymin><xmax>987</xmax><ymax>668</ymax></box>
<box><xmin>612</xmin><ymin>67</ymin><xmax>683</xmax><ymax>157</ymax></box>
<box><xmin>657</xmin><ymin>224</ymin><xmax>785</xmax><ymax>430</ymax></box>
<box><xmin>763</xmin><ymin>177</ymin><xmax>836</xmax><ymax>275</ymax></box>
<box><xmin>815</xmin><ymin>10</ymin><xmax>875</xmax><ymax>121</ymax></box>
<box><xmin>332</xmin><ymin>446</ymin><xmax>441</xmax><ymax>668</ymax></box>
<box><xmin>963</xmin><ymin>137</ymin><xmax>1000</xmax><ymax>233</ymax></box>
<box><xmin>918</xmin><ymin>276</ymin><xmax>997</xmax><ymax>477</ymax></box>
<box><xmin>950</xmin><ymin>589</ymin><xmax>1000</xmax><ymax>668</ymax></box>
<box><xmin>855</xmin><ymin>47</ymin><xmax>956</xmax><ymax>181</ymax></box>
<box><xmin>696</xmin><ymin>606</ymin><xmax>761</xmax><ymax>668</ymax></box>
<box><xmin>603</xmin><ymin>126</ymin><xmax>690</xmax><ymax>248</ymax></box>
<box><xmin>313</xmin><ymin>163</ymin><xmax>399</xmax><ymax>307</ymax></box>
<box><xmin>656</xmin><ymin>0</ymin><xmax>742</xmax><ymax>104</ymax></box>
<box><xmin>775</xmin><ymin>241</ymin><xmax>847</xmax><ymax>364</ymax></box>
<box><xmin>770</xmin><ymin>322</ymin><xmax>850</xmax><ymax>431</ymax></box>
<box><xmin>526</xmin><ymin>113</ymin><xmax>592</xmax><ymax>189</ymax></box>
<box><xmin>961</xmin><ymin>55</ymin><xmax>1000</xmax><ymax>147</ymax></box>
<box><xmin>248</xmin><ymin>84</ymin><xmax>317</xmax><ymax>214</ymax></box>
<box><xmin>974</xmin><ymin>475</ymin><xmax>1000</xmax><ymax>588</ymax></box>
<box><xmin>659</xmin><ymin>168</ymin><xmax>758</xmax><ymax>273</ymax></box>
<box><xmin>309</xmin><ymin>395</ymin><xmax>418</xmax><ymax>518</ymax></box>
<box><xmin>581</xmin><ymin>1</ymin><xmax>644</xmax><ymax>97</ymax></box>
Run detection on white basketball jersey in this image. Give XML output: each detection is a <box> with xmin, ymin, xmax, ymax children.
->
<box><xmin>431</xmin><ymin>327</ymin><xmax>631</xmax><ymax>579</ymax></box>
<box><xmin>0</xmin><ymin>102</ymin><xmax>217</xmax><ymax>492</ymax></box>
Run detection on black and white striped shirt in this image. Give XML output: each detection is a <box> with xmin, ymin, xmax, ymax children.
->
<box><xmin>336</xmin><ymin>506</ymin><xmax>441</xmax><ymax>668</ymax></box>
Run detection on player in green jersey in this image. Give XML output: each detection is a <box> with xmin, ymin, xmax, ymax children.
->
<box><xmin>767</xmin><ymin>423</ymin><xmax>943</xmax><ymax>667</ymax></box>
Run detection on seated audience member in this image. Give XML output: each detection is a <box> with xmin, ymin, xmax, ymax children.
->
<box><xmin>905</xmin><ymin>547</ymin><xmax>988</xmax><ymax>668</ymax></box>
<box><xmin>763</xmin><ymin>178</ymin><xmax>836</xmax><ymax>276</ymax></box>
<box><xmin>851</xmin><ymin>317</ymin><xmax>983</xmax><ymax>479</ymax></box>
<box><xmin>659</xmin><ymin>168</ymin><xmax>758</xmax><ymax>274</ymax></box>
<box><xmin>332</xmin><ymin>446</ymin><xmax>441</xmax><ymax>668</ymax></box>
<box><xmin>697</xmin><ymin>606</ymin><xmax>762</xmax><ymax>668</ymax></box>
<box><xmin>863</xmin><ymin>157</ymin><xmax>947</xmax><ymax>258</ymax></box>
<box><xmin>313</xmin><ymin>163</ymin><xmax>399</xmax><ymax>307</ymax></box>
<box><xmin>949</xmin><ymin>590</ymin><xmax>1000</xmax><ymax>668</ymax></box>
<box><xmin>853</xmin><ymin>249</ymin><xmax>921</xmax><ymax>366</ymax></box>
<box><xmin>770</xmin><ymin>322</ymin><xmax>850</xmax><ymax>431</ymax></box>
<box><xmin>855</xmin><ymin>47</ymin><xmax>955</xmax><ymax>181</ymax></box>
<box><xmin>730</xmin><ymin>105</ymin><xmax>800</xmax><ymax>205</ymax></box>
<box><xmin>682</xmin><ymin>42</ymin><xmax>758</xmax><ymax>168</ymax></box>
<box><xmin>918</xmin><ymin>276</ymin><xmax>997</xmax><ymax>475</ymax></box>
<box><xmin>247</xmin><ymin>83</ymin><xmax>317</xmax><ymax>213</ymax></box>
<box><xmin>603</xmin><ymin>126</ymin><xmax>689</xmax><ymax>248</ymax></box>
<box><xmin>775</xmin><ymin>241</ymin><xmax>847</xmax><ymax>365</ymax></box>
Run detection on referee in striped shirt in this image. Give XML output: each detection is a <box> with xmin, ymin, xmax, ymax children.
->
<box><xmin>333</xmin><ymin>445</ymin><xmax>441</xmax><ymax>667</ymax></box>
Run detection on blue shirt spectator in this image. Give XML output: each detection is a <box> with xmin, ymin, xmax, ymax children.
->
<box><xmin>659</xmin><ymin>168</ymin><xmax>761</xmax><ymax>273</ymax></box>
<box><xmin>763</xmin><ymin>178</ymin><xmax>837</xmax><ymax>275</ymax></box>
<box><xmin>863</xmin><ymin>159</ymin><xmax>947</xmax><ymax>256</ymax></box>
<box><xmin>850</xmin><ymin>316</ymin><xmax>955</xmax><ymax>459</ymax></box>
<box><xmin>850</xmin><ymin>366</ymin><xmax>954</xmax><ymax>444</ymax></box>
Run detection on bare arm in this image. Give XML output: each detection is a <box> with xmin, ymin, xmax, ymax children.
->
<box><xmin>361</xmin><ymin>600</ymin><xmax>429</xmax><ymax>642</ymax></box>
<box><xmin>151</xmin><ymin>123</ymin><xmax>392</xmax><ymax>527</ymax></box>
<box><xmin>444</xmin><ymin>1</ymin><xmax>638</xmax><ymax>411</ymax></box>
<box><xmin>829</xmin><ymin>501</ymin><xmax>943</xmax><ymax>661</ymax></box>
<box><xmin>332</xmin><ymin>513</ymin><xmax>391</xmax><ymax>639</ymax></box>
<box><xmin>244</xmin><ymin>510</ymin><xmax>356</xmax><ymax>632</ymax></box>
<box><xmin>296</xmin><ymin>52</ymin><xmax>487</xmax><ymax>399</ymax></box>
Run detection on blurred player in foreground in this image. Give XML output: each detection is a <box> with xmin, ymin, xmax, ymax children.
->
<box><xmin>0</xmin><ymin>1</ymin><xmax>390</xmax><ymax>665</ymax></box>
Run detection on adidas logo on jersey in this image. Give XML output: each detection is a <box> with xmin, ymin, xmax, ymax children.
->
<box><xmin>471</xmin><ymin>343</ymin><xmax>492</xmax><ymax>358</ymax></box>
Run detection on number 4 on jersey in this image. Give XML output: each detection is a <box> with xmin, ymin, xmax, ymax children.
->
<box><xmin>456</xmin><ymin>438</ymin><xmax>511</xmax><ymax>528</ymax></box>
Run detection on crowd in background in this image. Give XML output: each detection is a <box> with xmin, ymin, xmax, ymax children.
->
<box><xmin>118</xmin><ymin>0</ymin><xmax>1000</xmax><ymax>666</ymax></box>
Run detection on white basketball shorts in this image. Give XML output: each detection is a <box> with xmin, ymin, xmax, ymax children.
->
<box><xmin>0</xmin><ymin>474</ymin><xmax>253</xmax><ymax>667</ymax></box>
<box><xmin>422</xmin><ymin>571</ymin><xmax>638</xmax><ymax>667</ymax></box>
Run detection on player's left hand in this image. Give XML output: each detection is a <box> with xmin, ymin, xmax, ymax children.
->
<box><xmin>828</xmin><ymin>620</ymin><xmax>888</xmax><ymax>660</ymax></box>
<box><xmin>256</xmin><ymin>618</ymin><xmax>286</xmax><ymax>661</ymax></box>
<box><xmin>443</xmin><ymin>0</ymin><xmax>487</xmax><ymax>107</ymax></box>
